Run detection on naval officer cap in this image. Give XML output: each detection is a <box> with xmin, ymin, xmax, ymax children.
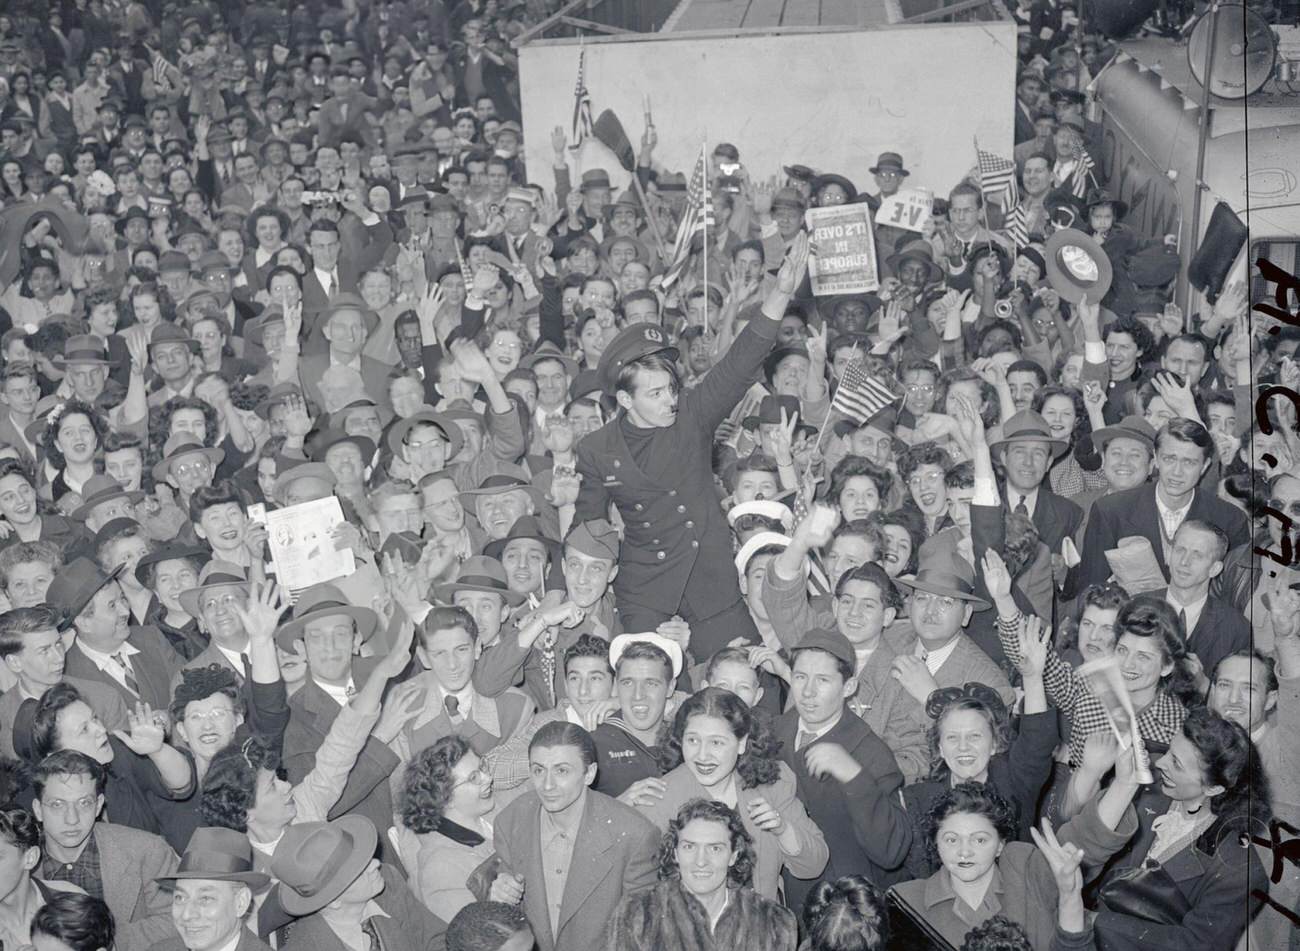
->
<box><xmin>598</xmin><ymin>323</ymin><xmax>679</xmax><ymax>393</ymax></box>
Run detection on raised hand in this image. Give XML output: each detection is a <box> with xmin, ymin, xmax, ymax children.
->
<box><xmin>805</xmin><ymin>321</ymin><xmax>828</xmax><ymax>366</ymax></box>
<box><xmin>546</xmin><ymin>469</ymin><xmax>582</xmax><ymax>508</ymax></box>
<box><xmin>1016</xmin><ymin>613</ymin><xmax>1051</xmax><ymax>678</ymax></box>
<box><xmin>949</xmin><ymin>394</ymin><xmax>986</xmax><ymax>454</ymax></box>
<box><xmin>280</xmin><ymin>392</ymin><xmax>313</xmax><ymax>438</ymax></box>
<box><xmin>767</xmin><ymin>407</ymin><xmax>798</xmax><ymax>467</ymax></box>
<box><xmin>981</xmin><ymin>549</ymin><xmax>1013</xmax><ymax>602</ymax></box>
<box><xmin>550</xmin><ymin>126</ymin><xmax>567</xmax><ymax>156</ymax></box>
<box><xmin>793</xmin><ymin>502</ymin><xmax>840</xmax><ymax>550</ymax></box>
<box><xmin>114</xmin><ymin>702</ymin><xmax>166</xmax><ymax>756</ymax></box>
<box><xmin>233</xmin><ymin>580</ymin><xmax>289</xmax><ymax>645</ymax></box>
<box><xmin>373</xmin><ymin>680</ymin><xmax>423</xmax><ymax>743</ymax></box>
<box><xmin>776</xmin><ymin>232</ymin><xmax>810</xmax><ymax>295</ymax></box>
<box><xmin>1029</xmin><ymin>818</ymin><xmax>1085</xmax><ymax>896</ymax></box>
<box><xmin>1079</xmin><ymin>730</ymin><xmax>1121</xmax><ymax>776</ymax></box>
<box><xmin>449</xmin><ymin>338</ymin><xmax>495</xmax><ymax>384</ymax></box>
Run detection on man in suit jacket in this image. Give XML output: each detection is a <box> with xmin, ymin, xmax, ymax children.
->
<box><xmin>1081</xmin><ymin>419</ymin><xmax>1249</xmax><ymax>589</ymax></box>
<box><xmin>316</xmin><ymin>73</ymin><xmax>381</xmax><ymax>148</ymax></box>
<box><xmin>1014</xmin><ymin>71</ymin><xmax>1045</xmax><ymax>144</ymax></box>
<box><xmin>276</xmin><ymin>586</ymin><xmax>402</xmax><ymax>848</ymax></box>
<box><xmin>574</xmin><ymin>241</ymin><xmax>807</xmax><ymax>659</ymax></box>
<box><xmin>148</xmin><ymin>827</ymin><xmax>274</xmax><ymax>951</ymax></box>
<box><xmin>1153</xmin><ymin>520</ymin><xmax>1250</xmax><ymax>679</ymax></box>
<box><xmin>271</xmin><ymin>818</ymin><xmax>447</xmax><ymax>951</ymax></box>
<box><xmin>300</xmin><ymin>217</ymin><xmax>394</xmax><ymax>336</ymax></box>
<box><xmin>990</xmin><ymin>408</ymin><xmax>1083</xmax><ymax>556</ymax></box>
<box><xmin>861</xmin><ymin>550</ymin><xmax>1014</xmax><ymax>784</ymax></box>
<box><xmin>777</xmin><ymin>630</ymin><xmax>911</xmax><ymax>911</ymax></box>
<box><xmin>493</xmin><ymin>721</ymin><xmax>658</xmax><ymax>951</ymax></box>
<box><xmin>48</xmin><ymin>557</ymin><xmax>183</xmax><ymax>712</ymax></box>
<box><xmin>32</xmin><ymin>750</ymin><xmax>179</xmax><ymax>950</ymax></box>
<box><xmin>297</xmin><ymin>295</ymin><xmax>397</xmax><ymax>418</ymax></box>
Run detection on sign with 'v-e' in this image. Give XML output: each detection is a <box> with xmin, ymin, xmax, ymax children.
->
<box><xmin>875</xmin><ymin>188</ymin><xmax>935</xmax><ymax>233</ymax></box>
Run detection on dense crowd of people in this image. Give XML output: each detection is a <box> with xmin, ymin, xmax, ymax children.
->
<box><xmin>0</xmin><ymin>1</ymin><xmax>1292</xmax><ymax>950</ymax></box>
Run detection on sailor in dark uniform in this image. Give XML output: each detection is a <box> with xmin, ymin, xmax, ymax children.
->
<box><xmin>573</xmin><ymin>234</ymin><xmax>811</xmax><ymax>659</ymax></box>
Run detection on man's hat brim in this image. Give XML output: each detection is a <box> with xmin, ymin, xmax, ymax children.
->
<box><xmin>1044</xmin><ymin>228</ymin><xmax>1113</xmax><ymax>305</ymax></box>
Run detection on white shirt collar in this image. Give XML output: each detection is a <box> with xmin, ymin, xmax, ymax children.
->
<box><xmin>1007</xmin><ymin>485</ymin><xmax>1040</xmax><ymax>517</ymax></box>
<box><xmin>916</xmin><ymin>636</ymin><xmax>961</xmax><ymax>674</ymax></box>
<box><xmin>797</xmin><ymin>708</ymin><xmax>842</xmax><ymax>744</ymax></box>
<box><xmin>215</xmin><ymin>644</ymin><xmax>247</xmax><ymax>673</ymax></box>
<box><xmin>314</xmin><ymin>677</ymin><xmax>355</xmax><ymax>707</ymax></box>
<box><xmin>1165</xmin><ymin>591</ymin><xmax>1208</xmax><ymax>634</ymax></box>
<box><xmin>74</xmin><ymin>639</ymin><xmax>139</xmax><ymax>672</ymax></box>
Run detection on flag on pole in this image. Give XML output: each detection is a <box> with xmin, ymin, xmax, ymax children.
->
<box><xmin>829</xmin><ymin>359</ymin><xmax>902</xmax><ymax>425</ymax></box>
<box><xmin>592</xmin><ymin>109</ymin><xmax>636</xmax><ymax>173</ymax></box>
<box><xmin>569</xmin><ymin>47</ymin><xmax>594</xmax><ymax>151</ymax></box>
<box><xmin>661</xmin><ymin>144</ymin><xmax>714</xmax><ymax>290</ymax></box>
<box><xmin>1069</xmin><ymin>151</ymin><xmax>1098</xmax><ymax>199</ymax></box>
<box><xmin>1003</xmin><ymin>204</ymin><xmax>1030</xmax><ymax>250</ymax></box>
<box><xmin>975</xmin><ymin>143</ymin><xmax>1019</xmax><ymax>210</ymax></box>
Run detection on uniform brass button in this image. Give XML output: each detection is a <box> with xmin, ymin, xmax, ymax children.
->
<box><xmin>676</xmin><ymin>505</ymin><xmax>686</xmax><ymax>513</ymax></box>
<box><xmin>668</xmin><ymin>489</ymin><xmax>677</xmax><ymax>497</ymax></box>
<box><xmin>613</xmin><ymin>459</ymin><xmax>621</xmax><ymax>467</ymax></box>
<box><xmin>691</xmin><ymin>541</ymin><xmax>699</xmax><ymax>549</ymax></box>
<box><xmin>643</xmin><ymin>522</ymin><xmax>651</xmax><ymax>529</ymax></box>
<box><xmin>657</xmin><ymin>551</ymin><xmax>666</xmax><ymax>560</ymax></box>
<box><xmin>652</xmin><ymin>539</ymin><xmax>660</xmax><ymax>545</ymax></box>
<box><xmin>685</xmin><ymin>520</ymin><xmax>694</xmax><ymax>528</ymax></box>
<box><xmin>634</xmin><ymin>503</ymin><xmax>644</xmax><ymax>512</ymax></box>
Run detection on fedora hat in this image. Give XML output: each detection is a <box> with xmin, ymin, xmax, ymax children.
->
<box><xmin>270</xmin><ymin>816</ymin><xmax>377</xmax><ymax>915</ymax></box>
<box><xmin>70</xmin><ymin>474</ymin><xmax>145</xmax><ymax>521</ymax></box>
<box><xmin>152</xmin><ymin>433</ymin><xmax>225</xmax><ymax>483</ymax></box>
<box><xmin>386</xmin><ymin>408</ymin><xmax>466</xmax><ymax>460</ymax></box>
<box><xmin>893</xmin><ymin>549</ymin><xmax>990</xmax><ymax>610</ymax></box>
<box><xmin>44</xmin><ymin>558</ymin><xmax>124</xmax><ymax>628</ymax></box>
<box><xmin>432</xmin><ymin>555</ymin><xmax>527</xmax><ymax>607</ymax></box>
<box><xmin>149</xmin><ymin>321</ymin><xmax>202</xmax><ymax>354</ymax></box>
<box><xmin>178</xmin><ymin>561</ymin><xmax>250</xmax><ymax>620</ymax></box>
<box><xmin>519</xmin><ymin>340</ymin><xmax>578</xmax><ymax>377</ymax></box>
<box><xmin>987</xmin><ymin>408</ymin><xmax>1069</xmax><ymax>459</ymax></box>
<box><xmin>309</xmin><ymin>428</ymin><xmax>377</xmax><ymax>466</ymax></box>
<box><xmin>1091</xmin><ymin>414</ymin><xmax>1157</xmax><ymax>452</ymax></box>
<box><xmin>320</xmin><ymin>293</ymin><xmax>380</xmax><ymax>339</ymax></box>
<box><xmin>483</xmin><ymin>514</ymin><xmax>561</xmax><ymax>564</ymax></box>
<box><xmin>156</xmin><ymin>827</ymin><xmax>270</xmax><ymax>889</ymax></box>
<box><xmin>274</xmin><ymin>583</ymin><xmax>377</xmax><ymax>651</ymax></box>
<box><xmin>869</xmin><ymin>152</ymin><xmax>910</xmax><ymax>176</ymax></box>
<box><xmin>458</xmin><ymin>470</ymin><xmax>546</xmax><ymax>515</ymax></box>
<box><xmin>886</xmin><ymin>240</ymin><xmax>943</xmax><ymax>285</ymax></box>
<box><xmin>1044</xmin><ymin>228</ymin><xmax>1113</xmax><ymax>305</ymax></box>
<box><xmin>255</xmin><ymin>382</ymin><xmax>303</xmax><ymax>421</ymax></box>
<box><xmin>243</xmin><ymin>307</ymin><xmax>286</xmax><ymax>350</ymax></box>
<box><xmin>134</xmin><ymin>544</ymin><xmax>210</xmax><ymax>587</ymax></box>
<box><xmin>55</xmin><ymin>334</ymin><xmax>112</xmax><ymax>368</ymax></box>
<box><xmin>270</xmin><ymin>461</ymin><xmax>337</xmax><ymax>507</ymax></box>
<box><xmin>579</xmin><ymin>169</ymin><xmax>611</xmax><ymax>192</ymax></box>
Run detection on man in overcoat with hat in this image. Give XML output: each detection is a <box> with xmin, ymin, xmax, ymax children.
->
<box><xmin>572</xmin><ymin>235</ymin><xmax>811</xmax><ymax>660</ymax></box>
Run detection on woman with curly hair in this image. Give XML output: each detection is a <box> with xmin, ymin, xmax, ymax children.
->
<box><xmin>891</xmin><ymin>776</ymin><xmax>1135</xmax><ymax>951</ymax></box>
<box><xmin>989</xmin><ymin>566</ymin><xmax>1199</xmax><ymax>768</ymax></box>
<box><xmin>394</xmin><ymin>735</ymin><xmax>498</xmax><ymax>922</ymax></box>
<box><xmin>0</xmin><ymin>258</ymin><xmax>76</xmax><ymax>328</ymax></box>
<box><xmin>902</xmin><ymin>665</ymin><xmax>1056</xmax><ymax>878</ymax></box>
<box><xmin>39</xmin><ymin>399</ymin><xmax>108</xmax><ymax>508</ymax></box>
<box><xmin>640</xmin><ymin>687</ymin><xmax>828</xmax><ymax>900</ymax></box>
<box><xmin>870</xmin><ymin>509</ymin><xmax>922</xmax><ymax>580</ymax></box>
<box><xmin>1030</xmin><ymin>385</ymin><xmax>1106</xmax><ymax>500</ymax></box>
<box><xmin>799</xmin><ymin>874</ymin><xmax>889</xmax><ymax>951</ymax></box>
<box><xmin>606</xmin><ymin>798</ymin><xmax>796</xmax><ymax>951</ymax></box>
<box><xmin>898</xmin><ymin>443</ymin><xmax>953</xmax><ymax>538</ymax></box>
<box><xmin>826</xmin><ymin>455</ymin><xmax>893</xmax><ymax>522</ymax></box>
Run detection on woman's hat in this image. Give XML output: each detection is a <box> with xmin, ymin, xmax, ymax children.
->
<box><xmin>892</xmin><ymin>550</ymin><xmax>991</xmax><ymax>610</ymax></box>
<box><xmin>270</xmin><ymin>816</ymin><xmax>378</xmax><ymax>915</ymax></box>
<box><xmin>1084</xmin><ymin>187</ymin><xmax>1128</xmax><ymax>221</ymax></box>
<box><xmin>134</xmin><ymin>544</ymin><xmax>211</xmax><ymax>587</ymax></box>
<box><xmin>274</xmin><ymin>583</ymin><xmax>377</xmax><ymax>651</ymax></box>
<box><xmin>156</xmin><ymin>827</ymin><xmax>271</xmax><ymax>890</ymax></box>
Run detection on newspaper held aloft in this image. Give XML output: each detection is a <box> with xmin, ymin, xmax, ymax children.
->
<box><xmin>805</xmin><ymin>203</ymin><xmax>879</xmax><ymax>296</ymax></box>
<box><xmin>1078</xmin><ymin>655</ymin><xmax>1155</xmax><ymax>784</ymax></box>
<box><xmin>265</xmin><ymin>497</ymin><xmax>356</xmax><ymax>595</ymax></box>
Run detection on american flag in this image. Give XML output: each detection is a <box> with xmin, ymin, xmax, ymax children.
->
<box><xmin>569</xmin><ymin>48</ymin><xmax>594</xmax><ymax>151</ymax></box>
<box><xmin>976</xmin><ymin>145</ymin><xmax>1019</xmax><ymax>210</ymax></box>
<box><xmin>1069</xmin><ymin>151</ymin><xmax>1098</xmax><ymax>199</ymax></box>
<box><xmin>830</xmin><ymin>358</ymin><xmax>901</xmax><ymax>425</ymax></box>
<box><xmin>661</xmin><ymin>144</ymin><xmax>714</xmax><ymax>290</ymax></box>
<box><xmin>1004</xmin><ymin>204</ymin><xmax>1029</xmax><ymax>250</ymax></box>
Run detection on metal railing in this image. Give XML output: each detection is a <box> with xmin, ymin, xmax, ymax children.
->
<box><xmin>512</xmin><ymin>0</ymin><xmax>683</xmax><ymax>46</ymax></box>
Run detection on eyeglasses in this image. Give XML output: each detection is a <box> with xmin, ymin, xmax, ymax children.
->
<box><xmin>452</xmin><ymin>768</ymin><xmax>488</xmax><ymax>789</ymax></box>
<box><xmin>904</xmin><ymin>383</ymin><xmax>935</xmax><ymax>394</ymax></box>
<box><xmin>184</xmin><ymin>708</ymin><xmax>234</xmax><ymax>726</ymax></box>
<box><xmin>908</xmin><ymin>471</ymin><xmax>944</xmax><ymax>489</ymax></box>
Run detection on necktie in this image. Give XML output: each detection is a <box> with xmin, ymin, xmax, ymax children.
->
<box><xmin>796</xmin><ymin>730</ymin><xmax>813</xmax><ymax>751</ymax></box>
<box><xmin>340</xmin><ymin>102</ymin><xmax>348</xmax><ymax>123</ymax></box>
<box><xmin>1178</xmin><ymin>608</ymin><xmax>1188</xmax><ymax>635</ymax></box>
<box><xmin>327</xmin><ymin>273</ymin><xmax>337</xmax><ymax>297</ymax></box>
<box><xmin>1014</xmin><ymin>495</ymin><xmax>1028</xmax><ymax>515</ymax></box>
<box><xmin>445</xmin><ymin>695</ymin><xmax>460</xmax><ymax>720</ymax></box>
<box><xmin>362</xmin><ymin>917</ymin><xmax>383</xmax><ymax>951</ymax></box>
<box><xmin>113</xmin><ymin>652</ymin><xmax>139</xmax><ymax>696</ymax></box>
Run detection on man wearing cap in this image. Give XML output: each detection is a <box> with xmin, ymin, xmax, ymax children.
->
<box><xmin>776</xmin><ymin>628</ymin><xmax>909</xmax><ymax>908</ymax></box>
<box><xmin>173</xmin><ymin>562</ymin><xmax>256</xmax><ymax>686</ymax></box>
<box><xmin>270</xmin><ymin>817</ymin><xmax>447</xmax><ymax>951</ymax></box>
<box><xmin>590</xmin><ymin>634</ymin><xmax>680</xmax><ymax>802</ymax></box>
<box><xmin>474</xmin><ymin>519</ymin><xmax>621</xmax><ymax>709</ymax></box>
<box><xmin>154</xmin><ymin>434</ymin><xmax>224</xmax><ymax>513</ymax></box>
<box><xmin>573</xmin><ymin>237</ymin><xmax>810</xmax><ymax>659</ymax></box>
<box><xmin>145</xmin><ymin>324</ymin><xmax>203</xmax><ymax>409</ymax></box>
<box><xmin>53</xmin><ymin>556</ymin><xmax>183</xmax><ymax>713</ymax></box>
<box><xmin>151</xmin><ymin>827</ymin><xmax>273</xmax><ymax>951</ymax></box>
<box><xmin>460</xmin><ymin>470</ymin><xmax>552</xmax><ymax>544</ymax></box>
<box><xmin>758</xmin><ymin>186</ymin><xmax>808</xmax><ymax>269</ymax></box>
<box><xmin>278</xmin><ymin>584</ymin><xmax>405</xmax><ymax>852</ymax></box>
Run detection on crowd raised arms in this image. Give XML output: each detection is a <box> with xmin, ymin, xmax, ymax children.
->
<box><xmin>0</xmin><ymin>2</ymin><xmax>1288</xmax><ymax>950</ymax></box>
